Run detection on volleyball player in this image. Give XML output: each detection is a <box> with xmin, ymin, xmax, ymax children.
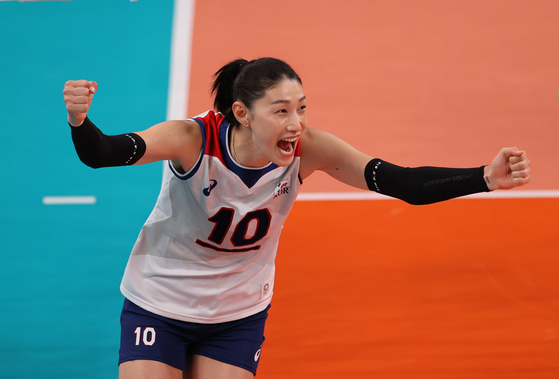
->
<box><xmin>63</xmin><ymin>57</ymin><xmax>531</xmax><ymax>379</ymax></box>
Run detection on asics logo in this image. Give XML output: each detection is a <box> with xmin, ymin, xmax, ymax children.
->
<box><xmin>203</xmin><ymin>180</ymin><xmax>218</xmax><ymax>196</ymax></box>
<box><xmin>254</xmin><ymin>346</ymin><xmax>262</xmax><ymax>362</ymax></box>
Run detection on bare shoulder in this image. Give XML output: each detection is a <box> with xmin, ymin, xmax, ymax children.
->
<box><xmin>300</xmin><ymin>126</ymin><xmax>327</xmax><ymax>143</ymax></box>
<box><xmin>169</xmin><ymin>119</ymin><xmax>203</xmax><ymax>148</ymax></box>
<box><xmin>146</xmin><ymin>118</ymin><xmax>201</xmax><ymax>138</ymax></box>
<box><xmin>135</xmin><ymin>119</ymin><xmax>203</xmax><ymax>170</ymax></box>
<box><xmin>299</xmin><ymin>127</ymin><xmax>359</xmax><ymax>175</ymax></box>
<box><xmin>178</xmin><ymin>118</ymin><xmax>203</xmax><ymax>138</ymax></box>
<box><xmin>163</xmin><ymin>119</ymin><xmax>203</xmax><ymax>173</ymax></box>
<box><xmin>299</xmin><ymin>127</ymin><xmax>325</xmax><ymax>179</ymax></box>
<box><xmin>299</xmin><ymin>127</ymin><xmax>372</xmax><ymax>189</ymax></box>
<box><xmin>299</xmin><ymin>127</ymin><xmax>336</xmax><ymax>163</ymax></box>
<box><xmin>300</xmin><ymin>127</ymin><xmax>356</xmax><ymax>156</ymax></box>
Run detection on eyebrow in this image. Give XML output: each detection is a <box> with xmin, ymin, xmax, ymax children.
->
<box><xmin>270</xmin><ymin>95</ymin><xmax>306</xmax><ymax>105</ymax></box>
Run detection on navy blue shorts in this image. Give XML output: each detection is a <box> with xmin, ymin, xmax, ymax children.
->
<box><xmin>118</xmin><ymin>299</ymin><xmax>269</xmax><ymax>376</ymax></box>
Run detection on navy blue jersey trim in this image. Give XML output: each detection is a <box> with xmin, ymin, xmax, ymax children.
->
<box><xmin>219</xmin><ymin>121</ymin><xmax>279</xmax><ymax>189</ymax></box>
<box><xmin>168</xmin><ymin>118</ymin><xmax>206</xmax><ymax>181</ymax></box>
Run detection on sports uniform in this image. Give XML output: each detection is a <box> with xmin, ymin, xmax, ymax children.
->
<box><xmin>118</xmin><ymin>110</ymin><xmax>301</xmax><ymax>372</ymax></box>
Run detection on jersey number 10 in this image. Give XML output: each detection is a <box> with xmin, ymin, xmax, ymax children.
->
<box><xmin>195</xmin><ymin>208</ymin><xmax>271</xmax><ymax>252</ymax></box>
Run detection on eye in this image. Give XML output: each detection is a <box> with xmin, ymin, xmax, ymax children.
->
<box><xmin>299</xmin><ymin>105</ymin><xmax>306</xmax><ymax>112</ymax></box>
<box><xmin>276</xmin><ymin>109</ymin><xmax>288</xmax><ymax>114</ymax></box>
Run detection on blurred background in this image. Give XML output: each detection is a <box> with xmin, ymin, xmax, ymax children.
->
<box><xmin>1</xmin><ymin>1</ymin><xmax>557</xmax><ymax>378</ymax></box>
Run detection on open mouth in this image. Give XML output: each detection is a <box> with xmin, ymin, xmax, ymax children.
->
<box><xmin>277</xmin><ymin>137</ymin><xmax>298</xmax><ymax>155</ymax></box>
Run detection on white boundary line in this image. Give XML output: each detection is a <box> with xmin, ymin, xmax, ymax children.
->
<box><xmin>296</xmin><ymin>190</ymin><xmax>559</xmax><ymax>201</ymax></box>
<box><xmin>163</xmin><ymin>0</ymin><xmax>196</xmax><ymax>177</ymax></box>
<box><xmin>166</xmin><ymin>0</ymin><xmax>195</xmax><ymax>121</ymax></box>
<box><xmin>42</xmin><ymin>191</ymin><xmax>556</xmax><ymax>205</ymax></box>
<box><xmin>43</xmin><ymin>196</ymin><xmax>97</xmax><ymax>205</ymax></box>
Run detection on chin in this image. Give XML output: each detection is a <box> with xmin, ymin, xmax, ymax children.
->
<box><xmin>274</xmin><ymin>155</ymin><xmax>294</xmax><ymax>167</ymax></box>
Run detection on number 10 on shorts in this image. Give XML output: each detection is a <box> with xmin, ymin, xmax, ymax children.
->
<box><xmin>134</xmin><ymin>326</ymin><xmax>156</xmax><ymax>346</ymax></box>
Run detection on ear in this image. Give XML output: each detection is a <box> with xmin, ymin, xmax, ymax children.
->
<box><xmin>232</xmin><ymin>101</ymin><xmax>251</xmax><ymax>127</ymax></box>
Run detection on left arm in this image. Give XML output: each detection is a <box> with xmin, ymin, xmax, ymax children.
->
<box><xmin>299</xmin><ymin>128</ymin><xmax>531</xmax><ymax>204</ymax></box>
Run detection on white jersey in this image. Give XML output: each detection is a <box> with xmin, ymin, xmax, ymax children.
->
<box><xmin>120</xmin><ymin>111</ymin><xmax>302</xmax><ymax>324</ymax></box>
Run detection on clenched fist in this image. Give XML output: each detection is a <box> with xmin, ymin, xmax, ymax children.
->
<box><xmin>483</xmin><ymin>147</ymin><xmax>531</xmax><ymax>190</ymax></box>
<box><xmin>63</xmin><ymin>80</ymin><xmax>98</xmax><ymax>127</ymax></box>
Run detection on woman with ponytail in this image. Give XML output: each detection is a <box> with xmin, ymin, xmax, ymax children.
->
<box><xmin>63</xmin><ymin>57</ymin><xmax>531</xmax><ymax>378</ymax></box>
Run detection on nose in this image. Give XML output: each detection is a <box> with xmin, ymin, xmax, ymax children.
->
<box><xmin>286</xmin><ymin>112</ymin><xmax>303</xmax><ymax>132</ymax></box>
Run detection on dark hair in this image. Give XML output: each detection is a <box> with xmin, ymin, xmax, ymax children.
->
<box><xmin>211</xmin><ymin>57</ymin><xmax>302</xmax><ymax>126</ymax></box>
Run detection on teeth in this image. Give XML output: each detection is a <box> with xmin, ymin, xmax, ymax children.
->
<box><xmin>278</xmin><ymin>136</ymin><xmax>298</xmax><ymax>155</ymax></box>
<box><xmin>279</xmin><ymin>144</ymin><xmax>293</xmax><ymax>154</ymax></box>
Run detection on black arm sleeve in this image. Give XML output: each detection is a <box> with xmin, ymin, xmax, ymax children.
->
<box><xmin>70</xmin><ymin>117</ymin><xmax>146</xmax><ymax>168</ymax></box>
<box><xmin>364</xmin><ymin>158</ymin><xmax>490</xmax><ymax>205</ymax></box>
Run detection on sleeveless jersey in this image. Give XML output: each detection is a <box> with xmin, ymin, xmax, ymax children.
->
<box><xmin>120</xmin><ymin>111</ymin><xmax>302</xmax><ymax>324</ymax></box>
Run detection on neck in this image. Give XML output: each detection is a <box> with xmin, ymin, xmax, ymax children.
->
<box><xmin>230</xmin><ymin>125</ymin><xmax>269</xmax><ymax>168</ymax></box>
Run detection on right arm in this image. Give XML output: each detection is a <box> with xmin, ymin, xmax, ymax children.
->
<box><xmin>63</xmin><ymin>80</ymin><xmax>202</xmax><ymax>171</ymax></box>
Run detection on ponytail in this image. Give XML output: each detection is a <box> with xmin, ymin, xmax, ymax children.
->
<box><xmin>211</xmin><ymin>58</ymin><xmax>248</xmax><ymax>125</ymax></box>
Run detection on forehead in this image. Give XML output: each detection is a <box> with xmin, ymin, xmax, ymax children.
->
<box><xmin>261</xmin><ymin>79</ymin><xmax>305</xmax><ymax>104</ymax></box>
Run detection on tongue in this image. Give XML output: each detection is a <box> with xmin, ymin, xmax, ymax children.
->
<box><xmin>278</xmin><ymin>140</ymin><xmax>291</xmax><ymax>151</ymax></box>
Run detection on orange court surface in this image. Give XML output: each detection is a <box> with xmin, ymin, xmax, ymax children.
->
<box><xmin>268</xmin><ymin>198</ymin><xmax>558</xmax><ymax>378</ymax></box>
<box><xmin>185</xmin><ymin>1</ymin><xmax>558</xmax><ymax>377</ymax></box>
